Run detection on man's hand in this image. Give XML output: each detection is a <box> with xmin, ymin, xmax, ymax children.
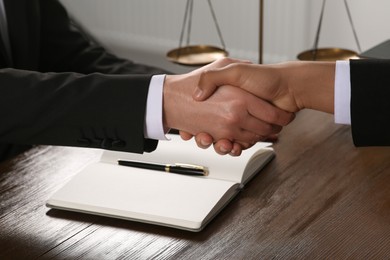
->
<box><xmin>189</xmin><ymin>61</ymin><xmax>336</xmax><ymax>155</ymax></box>
<box><xmin>194</xmin><ymin>61</ymin><xmax>335</xmax><ymax>113</ymax></box>
<box><xmin>163</xmin><ymin>58</ymin><xmax>294</xmax><ymax>149</ymax></box>
<box><xmin>193</xmin><ymin>63</ymin><xmax>300</xmax><ymax>112</ymax></box>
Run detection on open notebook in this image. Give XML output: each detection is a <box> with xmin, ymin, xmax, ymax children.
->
<box><xmin>46</xmin><ymin>135</ymin><xmax>274</xmax><ymax>232</ymax></box>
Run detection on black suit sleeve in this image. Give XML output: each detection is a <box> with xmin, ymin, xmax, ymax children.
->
<box><xmin>0</xmin><ymin>68</ymin><xmax>158</xmax><ymax>154</ymax></box>
<box><xmin>350</xmin><ymin>59</ymin><xmax>390</xmax><ymax>146</ymax></box>
<box><xmin>0</xmin><ymin>67</ymin><xmax>159</xmax><ymax>158</ymax></box>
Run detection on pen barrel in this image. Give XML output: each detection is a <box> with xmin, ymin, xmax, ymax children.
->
<box><xmin>168</xmin><ymin>167</ymin><xmax>205</xmax><ymax>176</ymax></box>
<box><xmin>118</xmin><ymin>160</ymin><xmax>165</xmax><ymax>171</ymax></box>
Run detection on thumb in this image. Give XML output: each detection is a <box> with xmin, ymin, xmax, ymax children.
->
<box><xmin>193</xmin><ymin>66</ymin><xmax>242</xmax><ymax>101</ymax></box>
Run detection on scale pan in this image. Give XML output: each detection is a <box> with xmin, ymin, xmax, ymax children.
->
<box><xmin>297</xmin><ymin>48</ymin><xmax>358</xmax><ymax>61</ymax></box>
<box><xmin>166</xmin><ymin>45</ymin><xmax>228</xmax><ymax>66</ymax></box>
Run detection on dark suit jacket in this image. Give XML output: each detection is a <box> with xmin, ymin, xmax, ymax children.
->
<box><xmin>350</xmin><ymin>59</ymin><xmax>390</xmax><ymax>146</ymax></box>
<box><xmin>0</xmin><ymin>0</ymin><xmax>169</xmax><ymax>161</ymax></box>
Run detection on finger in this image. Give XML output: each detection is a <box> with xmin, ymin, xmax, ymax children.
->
<box><xmin>240</xmin><ymin>116</ymin><xmax>283</xmax><ymax>138</ymax></box>
<box><xmin>247</xmin><ymin>96</ymin><xmax>296</xmax><ymax>126</ymax></box>
<box><xmin>227</xmin><ymin>129</ymin><xmax>264</xmax><ymax>144</ymax></box>
<box><xmin>212</xmin><ymin>139</ymin><xmax>234</xmax><ymax>155</ymax></box>
<box><xmin>229</xmin><ymin>136</ymin><xmax>273</xmax><ymax>156</ymax></box>
<box><xmin>193</xmin><ymin>64</ymin><xmax>245</xmax><ymax>101</ymax></box>
<box><xmin>265</xmin><ymin>134</ymin><xmax>279</xmax><ymax>142</ymax></box>
<box><xmin>194</xmin><ymin>133</ymin><xmax>214</xmax><ymax>149</ymax></box>
<box><xmin>179</xmin><ymin>131</ymin><xmax>194</xmax><ymax>141</ymax></box>
<box><xmin>229</xmin><ymin>143</ymin><xmax>244</xmax><ymax>156</ymax></box>
<box><xmin>234</xmin><ymin>141</ymin><xmax>256</xmax><ymax>150</ymax></box>
<box><xmin>229</xmin><ymin>141</ymin><xmax>255</xmax><ymax>156</ymax></box>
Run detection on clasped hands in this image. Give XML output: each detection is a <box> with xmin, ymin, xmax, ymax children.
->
<box><xmin>163</xmin><ymin>58</ymin><xmax>314</xmax><ymax>156</ymax></box>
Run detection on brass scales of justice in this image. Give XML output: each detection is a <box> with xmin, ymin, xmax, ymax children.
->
<box><xmin>297</xmin><ymin>0</ymin><xmax>361</xmax><ymax>61</ymax></box>
<box><xmin>166</xmin><ymin>0</ymin><xmax>228</xmax><ymax>66</ymax></box>
<box><xmin>166</xmin><ymin>0</ymin><xmax>361</xmax><ymax>65</ymax></box>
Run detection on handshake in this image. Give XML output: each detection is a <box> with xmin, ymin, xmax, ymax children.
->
<box><xmin>163</xmin><ymin>58</ymin><xmax>336</xmax><ymax>156</ymax></box>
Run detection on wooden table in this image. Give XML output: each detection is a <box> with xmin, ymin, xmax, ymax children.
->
<box><xmin>1</xmin><ymin>110</ymin><xmax>389</xmax><ymax>259</ymax></box>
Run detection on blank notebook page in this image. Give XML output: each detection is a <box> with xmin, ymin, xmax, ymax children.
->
<box><xmin>48</xmin><ymin>163</ymin><xmax>237</xmax><ymax>229</ymax></box>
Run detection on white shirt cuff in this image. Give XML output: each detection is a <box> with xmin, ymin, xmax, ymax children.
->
<box><xmin>144</xmin><ymin>74</ymin><xmax>169</xmax><ymax>140</ymax></box>
<box><xmin>334</xmin><ymin>60</ymin><xmax>351</xmax><ymax>125</ymax></box>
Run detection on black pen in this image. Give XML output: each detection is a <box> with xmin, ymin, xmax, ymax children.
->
<box><xmin>117</xmin><ymin>160</ymin><xmax>208</xmax><ymax>176</ymax></box>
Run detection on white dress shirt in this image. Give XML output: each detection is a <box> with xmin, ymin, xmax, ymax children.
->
<box><xmin>144</xmin><ymin>75</ymin><xmax>169</xmax><ymax>140</ymax></box>
<box><xmin>334</xmin><ymin>60</ymin><xmax>352</xmax><ymax>125</ymax></box>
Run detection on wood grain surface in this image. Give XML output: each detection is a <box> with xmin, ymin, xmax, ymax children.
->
<box><xmin>1</xmin><ymin>110</ymin><xmax>389</xmax><ymax>259</ymax></box>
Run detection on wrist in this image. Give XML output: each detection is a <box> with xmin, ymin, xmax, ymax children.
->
<box><xmin>162</xmin><ymin>75</ymin><xmax>177</xmax><ymax>130</ymax></box>
<box><xmin>163</xmin><ymin>74</ymin><xmax>192</xmax><ymax>131</ymax></box>
<box><xmin>281</xmin><ymin>61</ymin><xmax>335</xmax><ymax>113</ymax></box>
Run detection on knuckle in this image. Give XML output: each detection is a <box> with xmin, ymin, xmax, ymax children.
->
<box><xmin>218</xmin><ymin>57</ymin><xmax>234</xmax><ymax>65</ymax></box>
<box><xmin>272</xmin><ymin>125</ymin><xmax>283</xmax><ymax>134</ymax></box>
<box><xmin>225</xmin><ymin>112</ymin><xmax>242</xmax><ymax>126</ymax></box>
<box><xmin>198</xmin><ymin>70</ymin><xmax>214</xmax><ymax>89</ymax></box>
<box><xmin>199</xmin><ymin>69</ymin><xmax>212</xmax><ymax>80</ymax></box>
<box><xmin>279</xmin><ymin>112</ymin><xmax>295</xmax><ymax>126</ymax></box>
<box><xmin>264</xmin><ymin>108</ymin><xmax>292</xmax><ymax>126</ymax></box>
<box><xmin>228</xmin><ymin>64</ymin><xmax>246</xmax><ymax>83</ymax></box>
<box><xmin>199</xmin><ymin>68</ymin><xmax>218</xmax><ymax>82</ymax></box>
<box><xmin>228</xmin><ymin>63</ymin><xmax>243</xmax><ymax>73</ymax></box>
<box><xmin>261</xmin><ymin>123</ymin><xmax>274</xmax><ymax>135</ymax></box>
